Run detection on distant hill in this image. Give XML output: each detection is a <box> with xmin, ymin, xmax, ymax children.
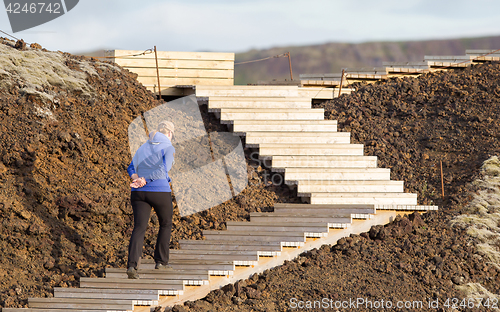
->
<box><xmin>234</xmin><ymin>35</ymin><xmax>500</xmax><ymax>85</ymax></box>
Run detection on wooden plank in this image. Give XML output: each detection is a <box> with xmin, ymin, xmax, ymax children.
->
<box><xmin>4</xmin><ymin>309</ymin><xmax>130</xmax><ymax>312</ymax></box>
<box><xmin>170</xmin><ymin>253</ymin><xmax>259</xmax><ymax>261</ymax></box>
<box><xmin>246</xmin><ymin>131</ymin><xmax>348</xmax><ymax>137</ymax></box>
<box><xmin>219</xmin><ymin>108</ymin><xmax>324</xmax><ymax>113</ymax></box>
<box><xmin>195</xmin><ymin>86</ymin><xmax>300</xmax><ymax>97</ymax></box>
<box><xmin>300</xmin><ymin>73</ymin><xmax>342</xmax><ymax>79</ymax></box>
<box><xmin>249</xmin><ymin>213</ymin><xmax>352</xmax><ymax>223</ymax></box>
<box><xmin>79</xmin><ymin>278</ymin><xmax>184</xmax><ymax>290</ymax></box>
<box><xmin>196</xmin><ymin>85</ymin><xmax>299</xmax><ymax>90</ymax></box>
<box><xmin>115</xmin><ymin>59</ymin><xmax>235</xmax><ymax>70</ymax></box>
<box><xmin>137</xmin><ymin>258</ymin><xmax>236</xmax><ymax>271</ymax></box>
<box><xmin>297</xmin><ymin>87</ymin><xmax>335</xmax><ymax>99</ymax></box>
<box><xmin>129</xmin><ymin>68</ymin><xmax>234</xmax><ymax>79</ymax></box>
<box><xmin>424</xmin><ymin>55</ymin><xmax>471</xmax><ymax>60</ymax></box>
<box><xmin>54</xmin><ymin>288</ymin><xmax>159</xmax><ymax>300</ymax></box>
<box><xmin>375</xmin><ymin>204</ymin><xmax>438</xmax><ymax>211</ymax></box>
<box><xmin>54</xmin><ymin>287</ymin><xmax>157</xmax><ymax>295</ymax></box>
<box><xmin>233</xmin><ymin>120</ymin><xmax>337</xmax><ymax>125</ymax></box>
<box><xmin>296</xmin><ymin>180</ymin><xmax>405</xmax><ymax>194</ymax></box>
<box><xmin>267</xmin><ymin>210</ymin><xmax>371</xmax><ymax>220</ymax></box>
<box><xmin>310</xmin><ymin>192</ymin><xmax>418</xmax><ymax>205</ymax></box>
<box><xmin>178</xmin><ymin>240</ymin><xmax>283</xmax><ymax>252</ymax></box>
<box><xmin>203</xmin><ymin>230</ymin><xmax>306</xmax><ymax>241</ymax></box>
<box><xmin>226</xmin><ymin>222</ymin><xmax>329</xmax><ymax>234</ymax></box>
<box><xmin>171</xmin><ymin>250</ymin><xmax>259</xmax><ymax>256</ymax></box>
<box><xmin>208</xmin><ymin>96</ymin><xmax>310</xmax><ymax>102</ymax></box>
<box><xmin>104</xmin><ymin>268</ymin><xmax>209</xmax><ymax>282</ymax></box>
<box><xmin>246</xmin><ymin>135</ymin><xmax>350</xmax><ymax>146</ymax></box>
<box><xmin>144</xmin><ymin>86</ymin><xmax>196</xmax><ymax>96</ymax></box>
<box><xmin>258</xmin><ymin>143</ymin><xmax>363</xmax><ymax>157</ymax></box>
<box><xmin>270</xmin><ymin>155</ymin><xmax>378</xmax><ymax>169</ymax></box>
<box><xmin>273</xmin><ymin>203</ymin><xmax>375</xmax><ymax>214</ymax></box>
<box><xmin>138</xmin><ymin>76</ymin><xmax>233</xmax><ymax>87</ymax></box>
<box><xmin>28</xmin><ymin>298</ymin><xmax>133</xmax><ymax>310</ymax></box>
<box><xmin>110</xmin><ymin>50</ymin><xmax>235</xmax><ymax>61</ymax></box>
<box><xmin>282</xmin><ymin>168</ymin><xmax>390</xmax><ymax>180</ymax></box>
<box><xmin>208</xmin><ymin>100</ymin><xmax>311</xmax><ymax>110</ymax></box>
<box><xmin>105</xmin><ymin>267</ymin><xmax>208</xmax><ymax>275</ymax></box>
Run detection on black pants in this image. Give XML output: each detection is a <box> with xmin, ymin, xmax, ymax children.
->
<box><xmin>127</xmin><ymin>191</ymin><xmax>173</xmax><ymax>269</ymax></box>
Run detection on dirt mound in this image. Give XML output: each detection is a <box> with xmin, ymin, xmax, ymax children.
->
<box><xmin>0</xmin><ymin>39</ymin><xmax>294</xmax><ymax>308</ymax></box>
<box><xmin>167</xmin><ymin>63</ymin><xmax>500</xmax><ymax>311</ymax></box>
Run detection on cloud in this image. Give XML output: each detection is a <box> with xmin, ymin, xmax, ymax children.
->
<box><xmin>1</xmin><ymin>0</ymin><xmax>499</xmax><ymax>53</ymax></box>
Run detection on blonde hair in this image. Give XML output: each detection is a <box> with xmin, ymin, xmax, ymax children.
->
<box><xmin>157</xmin><ymin>120</ymin><xmax>174</xmax><ymax>135</ymax></box>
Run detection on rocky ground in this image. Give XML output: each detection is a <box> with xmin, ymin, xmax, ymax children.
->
<box><xmin>0</xmin><ymin>38</ymin><xmax>296</xmax><ymax>308</ymax></box>
<box><xmin>0</xmin><ymin>38</ymin><xmax>499</xmax><ymax>311</ymax></box>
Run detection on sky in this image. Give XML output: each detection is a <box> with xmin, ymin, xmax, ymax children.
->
<box><xmin>1</xmin><ymin>0</ymin><xmax>500</xmax><ymax>54</ymax></box>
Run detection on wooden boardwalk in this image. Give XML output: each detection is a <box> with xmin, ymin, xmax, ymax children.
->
<box><xmin>301</xmin><ymin>49</ymin><xmax>500</xmax><ymax>87</ymax></box>
<box><xmin>5</xmin><ymin>49</ymin><xmax>451</xmax><ymax>311</ymax></box>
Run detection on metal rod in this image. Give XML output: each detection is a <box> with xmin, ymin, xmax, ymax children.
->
<box><xmin>440</xmin><ymin>160</ymin><xmax>445</xmax><ymax>198</ymax></box>
<box><xmin>287</xmin><ymin>52</ymin><xmax>293</xmax><ymax>80</ymax></box>
<box><xmin>154</xmin><ymin>46</ymin><xmax>162</xmax><ymax>100</ymax></box>
<box><xmin>338</xmin><ymin>69</ymin><xmax>345</xmax><ymax>97</ymax></box>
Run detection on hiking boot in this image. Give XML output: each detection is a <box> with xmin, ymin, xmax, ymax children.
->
<box><xmin>127</xmin><ymin>267</ymin><xmax>139</xmax><ymax>279</ymax></box>
<box><xmin>155</xmin><ymin>263</ymin><xmax>174</xmax><ymax>270</ymax></box>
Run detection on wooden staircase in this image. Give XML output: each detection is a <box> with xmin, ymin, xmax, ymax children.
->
<box><xmin>4</xmin><ymin>59</ymin><xmax>449</xmax><ymax>311</ymax></box>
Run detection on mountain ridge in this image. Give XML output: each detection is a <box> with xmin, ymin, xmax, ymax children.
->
<box><xmin>234</xmin><ymin>35</ymin><xmax>500</xmax><ymax>84</ymax></box>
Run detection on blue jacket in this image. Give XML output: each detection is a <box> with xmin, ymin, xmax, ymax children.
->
<box><xmin>127</xmin><ymin>132</ymin><xmax>175</xmax><ymax>192</ymax></box>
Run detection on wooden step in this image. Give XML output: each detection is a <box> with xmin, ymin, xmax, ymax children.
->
<box><xmin>231</xmin><ymin>120</ymin><xmax>337</xmax><ymax>134</ymax></box>
<box><xmin>271</xmin><ymin>155</ymin><xmax>377</xmax><ymax>170</ymax></box>
<box><xmin>424</xmin><ymin>55</ymin><xmax>472</xmax><ymax>67</ymax></box>
<box><xmin>104</xmin><ymin>268</ymin><xmax>210</xmax><ymax>285</ymax></box>
<box><xmin>202</xmin><ymin>230</ymin><xmax>306</xmax><ymax>246</ymax></box>
<box><xmin>4</xmin><ymin>309</ymin><xmax>131</xmax><ymax>312</ymax></box>
<box><xmin>28</xmin><ymin>298</ymin><xmax>134</xmax><ymax>310</ymax></box>
<box><xmin>208</xmin><ymin>97</ymin><xmax>311</xmax><ymax>110</ymax></box>
<box><xmin>195</xmin><ymin>85</ymin><xmax>300</xmax><ymax>97</ymax></box>
<box><xmin>466</xmin><ymin>49</ymin><xmax>500</xmax><ymax>61</ymax></box>
<box><xmin>273</xmin><ymin>203</ymin><xmax>375</xmax><ymax>218</ymax></box>
<box><xmin>297</xmin><ymin>87</ymin><xmax>335</xmax><ymax>99</ymax></box>
<box><xmin>283</xmin><ymin>168</ymin><xmax>390</xmax><ymax>182</ymax></box>
<box><xmin>383</xmin><ymin>61</ymin><xmax>430</xmax><ymax>69</ymax></box>
<box><xmin>375</xmin><ymin>204</ymin><xmax>438</xmax><ymax>211</ymax></box>
<box><xmin>309</xmin><ymin>192</ymin><xmax>418</xmax><ymax>205</ymax></box>
<box><xmin>170</xmin><ymin>251</ymin><xmax>259</xmax><ymax>262</ymax></box>
<box><xmin>79</xmin><ymin>277</ymin><xmax>184</xmax><ymax>294</ymax></box>
<box><xmin>249</xmin><ymin>212</ymin><xmax>352</xmax><ymax>228</ymax></box>
<box><xmin>178</xmin><ymin>240</ymin><xmax>282</xmax><ymax>256</ymax></box>
<box><xmin>226</xmin><ymin>221</ymin><xmax>330</xmax><ymax>236</ymax></box>
<box><xmin>258</xmin><ymin>143</ymin><xmax>363</xmax><ymax>157</ymax></box>
<box><xmin>219</xmin><ymin>108</ymin><xmax>325</xmax><ymax>123</ymax></box>
<box><xmin>245</xmin><ymin>131</ymin><xmax>350</xmax><ymax>147</ymax></box>
<box><xmin>296</xmin><ymin>180</ymin><xmax>404</xmax><ymax>195</ymax></box>
<box><xmin>138</xmin><ymin>258</ymin><xmax>236</xmax><ymax>272</ymax></box>
<box><xmin>54</xmin><ymin>287</ymin><xmax>159</xmax><ymax>301</ymax></box>
<box><xmin>169</xmin><ymin>250</ymin><xmax>264</xmax><ymax>265</ymax></box>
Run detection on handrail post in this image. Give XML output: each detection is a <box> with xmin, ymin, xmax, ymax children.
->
<box><xmin>154</xmin><ymin>46</ymin><xmax>162</xmax><ymax>100</ymax></box>
<box><xmin>338</xmin><ymin>69</ymin><xmax>345</xmax><ymax>97</ymax></box>
<box><xmin>287</xmin><ymin>52</ymin><xmax>293</xmax><ymax>81</ymax></box>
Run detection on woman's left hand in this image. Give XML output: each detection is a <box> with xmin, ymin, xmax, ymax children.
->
<box><xmin>130</xmin><ymin>177</ymin><xmax>146</xmax><ymax>188</ymax></box>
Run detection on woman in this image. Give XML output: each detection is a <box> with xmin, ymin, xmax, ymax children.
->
<box><xmin>126</xmin><ymin>120</ymin><xmax>175</xmax><ymax>279</ymax></box>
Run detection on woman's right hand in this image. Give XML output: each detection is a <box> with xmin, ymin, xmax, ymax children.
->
<box><xmin>130</xmin><ymin>177</ymin><xmax>146</xmax><ymax>188</ymax></box>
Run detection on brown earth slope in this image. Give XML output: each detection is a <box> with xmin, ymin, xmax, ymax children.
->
<box><xmin>0</xmin><ymin>38</ymin><xmax>293</xmax><ymax>308</ymax></box>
